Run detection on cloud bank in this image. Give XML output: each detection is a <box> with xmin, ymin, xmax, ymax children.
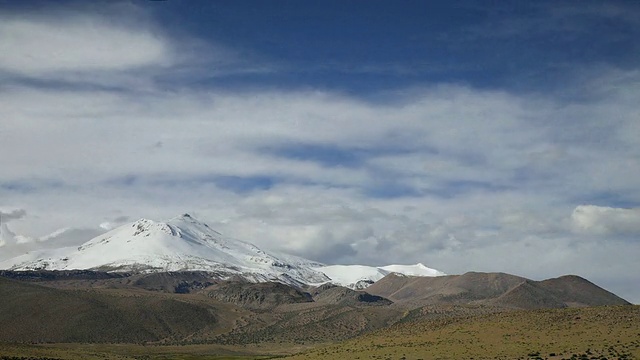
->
<box><xmin>0</xmin><ymin>3</ymin><xmax>638</xmax><ymax>303</ymax></box>
<box><xmin>0</xmin><ymin>209</ymin><xmax>27</xmax><ymax>222</ymax></box>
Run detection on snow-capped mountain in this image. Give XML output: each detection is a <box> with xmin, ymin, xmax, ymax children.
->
<box><xmin>315</xmin><ymin>263</ymin><xmax>445</xmax><ymax>289</ymax></box>
<box><xmin>0</xmin><ymin>214</ymin><xmax>445</xmax><ymax>288</ymax></box>
<box><xmin>0</xmin><ymin>214</ymin><xmax>329</xmax><ymax>286</ymax></box>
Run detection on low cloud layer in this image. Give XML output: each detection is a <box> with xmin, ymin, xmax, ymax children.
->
<box><xmin>0</xmin><ymin>209</ymin><xmax>27</xmax><ymax>222</ymax></box>
<box><xmin>0</xmin><ymin>16</ymin><xmax>169</xmax><ymax>76</ymax></box>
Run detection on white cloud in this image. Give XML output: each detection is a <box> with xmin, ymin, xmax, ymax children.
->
<box><xmin>0</xmin><ymin>6</ymin><xmax>260</xmax><ymax>86</ymax></box>
<box><xmin>0</xmin><ymin>209</ymin><xmax>27</xmax><ymax>222</ymax></box>
<box><xmin>571</xmin><ymin>205</ymin><xmax>640</xmax><ymax>235</ymax></box>
<box><xmin>0</xmin><ymin>15</ymin><xmax>171</xmax><ymax>76</ymax></box>
<box><xmin>99</xmin><ymin>222</ymin><xmax>115</xmax><ymax>231</ymax></box>
<box><xmin>1</xmin><ymin>77</ymin><xmax>639</xmax><ymax>249</ymax></box>
<box><xmin>0</xmin><ymin>223</ymin><xmax>103</xmax><ymax>262</ymax></box>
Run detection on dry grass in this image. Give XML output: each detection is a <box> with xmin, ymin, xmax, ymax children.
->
<box><xmin>286</xmin><ymin>305</ymin><xmax>640</xmax><ymax>360</ymax></box>
<box><xmin>2</xmin><ymin>274</ymin><xmax>637</xmax><ymax>360</ymax></box>
<box><xmin>0</xmin><ymin>342</ymin><xmax>305</xmax><ymax>359</ymax></box>
<box><xmin>3</xmin><ymin>306</ymin><xmax>637</xmax><ymax>360</ymax></box>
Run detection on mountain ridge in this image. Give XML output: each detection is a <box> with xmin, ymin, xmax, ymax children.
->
<box><xmin>0</xmin><ymin>214</ymin><xmax>444</xmax><ymax>289</ymax></box>
<box><xmin>0</xmin><ymin>268</ymin><xmax>632</xmax><ymax>348</ymax></box>
<box><xmin>365</xmin><ymin>271</ymin><xmax>631</xmax><ymax>309</ymax></box>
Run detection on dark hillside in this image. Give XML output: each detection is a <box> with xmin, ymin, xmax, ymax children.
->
<box><xmin>204</xmin><ymin>281</ymin><xmax>313</xmax><ymax>309</ymax></box>
<box><xmin>311</xmin><ymin>284</ymin><xmax>392</xmax><ymax>306</ymax></box>
<box><xmin>0</xmin><ymin>277</ymin><xmax>221</xmax><ymax>343</ymax></box>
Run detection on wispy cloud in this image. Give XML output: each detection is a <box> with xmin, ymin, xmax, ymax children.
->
<box><xmin>0</xmin><ymin>4</ymin><xmax>274</xmax><ymax>89</ymax></box>
<box><xmin>0</xmin><ymin>16</ymin><xmax>169</xmax><ymax>75</ymax></box>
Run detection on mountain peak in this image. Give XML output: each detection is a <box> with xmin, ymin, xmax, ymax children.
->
<box><xmin>379</xmin><ymin>263</ymin><xmax>445</xmax><ymax>277</ymax></box>
<box><xmin>130</xmin><ymin>218</ymin><xmax>176</xmax><ymax>238</ymax></box>
<box><xmin>168</xmin><ymin>213</ymin><xmax>212</xmax><ymax>229</ymax></box>
<box><xmin>172</xmin><ymin>213</ymin><xmax>195</xmax><ymax>222</ymax></box>
<box><xmin>0</xmin><ymin>215</ymin><xmax>331</xmax><ymax>286</ymax></box>
<box><xmin>0</xmin><ymin>214</ymin><xmax>446</xmax><ymax>290</ymax></box>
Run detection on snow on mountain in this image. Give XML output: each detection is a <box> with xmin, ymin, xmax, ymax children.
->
<box><xmin>1</xmin><ymin>246</ymin><xmax>77</xmax><ymax>267</ymax></box>
<box><xmin>0</xmin><ymin>213</ymin><xmax>445</xmax><ymax>289</ymax></box>
<box><xmin>315</xmin><ymin>263</ymin><xmax>445</xmax><ymax>290</ymax></box>
<box><xmin>0</xmin><ymin>214</ymin><xmax>330</xmax><ymax>286</ymax></box>
<box><xmin>314</xmin><ymin>265</ymin><xmax>390</xmax><ymax>289</ymax></box>
<box><xmin>379</xmin><ymin>263</ymin><xmax>446</xmax><ymax>277</ymax></box>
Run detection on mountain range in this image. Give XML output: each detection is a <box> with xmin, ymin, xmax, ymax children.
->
<box><xmin>0</xmin><ymin>213</ymin><xmax>632</xmax><ymax>350</ymax></box>
<box><xmin>0</xmin><ymin>213</ymin><xmax>445</xmax><ymax>289</ymax></box>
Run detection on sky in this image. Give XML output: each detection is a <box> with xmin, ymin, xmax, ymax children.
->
<box><xmin>0</xmin><ymin>0</ymin><xmax>639</xmax><ymax>303</ymax></box>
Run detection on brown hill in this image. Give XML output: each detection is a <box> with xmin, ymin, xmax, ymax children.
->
<box><xmin>310</xmin><ymin>283</ymin><xmax>393</xmax><ymax>306</ymax></box>
<box><xmin>0</xmin><ymin>276</ymin><xmax>226</xmax><ymax>344</ymax></box>
<box><xmin>537</xmin><ymin>275</ymin><xmax>630</xmax><ymax>307</ymax></box>
<box><xmin>0</xmin><ymin>270</ymin><xmax>222</xmax><ymax>293</ymax></box>
<box><xmin>203</xmin><ymin>281</ymin><xmax>313</xmax><ymax>309</ymax></box>
<box><xmin>0</xmin><ymin>270</ymin><xmax>631</xmax><ymax>348</ymax></box>
<box><xmin>366</xmin><ymin>272</ymin><xmax>631</xmax><ymax>309</ymax></box>
<box><xmin>490</xmin><ymin>280</ymin><xmax>567</xmax><ymax>309</ymax></box>
<box><xmin>366</xmin><ymin>272</ymin><xmax>526</xmax><ymax>302</ymax></box>
<box><xmin>0</xmin><ymin>272</ymin><xmax>405</xmax><ymax>346</ymax></box>
<box><xmin>0</xmin><ymin>275</ymin><xmax>402</xmax><ymax>346</ymax></box>
<box><xmin>130</xmin><ymin>271</ymin><xmax>218</xmax><ymax>293</ymax></box>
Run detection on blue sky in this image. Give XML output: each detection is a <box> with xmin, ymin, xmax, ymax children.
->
<box><xmin>0</xmin><ymin>0</ymin><xmax>639</xmax><ymax>302</ymax></box>
<box><xmin>140</xmin><ymin>1</ymin><xmax>639</xmax><ymax>92</ymax></box>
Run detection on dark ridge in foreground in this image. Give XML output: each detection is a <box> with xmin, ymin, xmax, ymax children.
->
<box><xmin>311</xmin><ymin>283</ymin><xmax>393</xmax><ymax>306</ymax></box>
<box><xmin>0</xmin><ymin>276</ymin><xmax>219</xmax><ymax>344</ymax></box>
<box><xmin>0</xmin><ymin>270</ymin><xmax>128</xmax><ymax>281</ymax></box>
<box><xmin>204</xmin><ymin>281</ymin><xmax>314</xmax><ymax>309</ymax></box>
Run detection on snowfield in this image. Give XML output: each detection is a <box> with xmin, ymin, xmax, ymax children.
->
<box><xmin>316</xmin><ymin>263</ymin><xmax>445</xmax><ymax>289</ymax></box>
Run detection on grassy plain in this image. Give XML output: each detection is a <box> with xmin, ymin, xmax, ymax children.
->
<box><xmin>0</xmin><ymin>342</ymin><xmax>310</xmax><ymax>359</ymax></box>
<box><xmin>1</xmin><ymin>304</ymin><xmax>637</xmax><ymax>360</ymax></box>
<box><xmin>286</xmin><ymin>305</ymin><xmax>640</xmax><ymax>360</ymax></box>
